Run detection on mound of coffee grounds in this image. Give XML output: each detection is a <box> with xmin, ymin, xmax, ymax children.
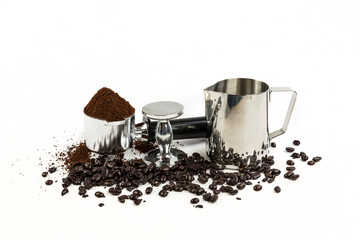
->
<box><xmin>63</xmin><ymin>142</ymin><xmax>91</xmax><ymax>169</ymax></box>
<box><xmin>84</xmin><ymin>87</ymin><xmax>135</xmax><ymax>122</ymax></box>
<box><xmin>133</xmin><ymin>140</ymin><xmax>157</xmax><ymax>154</ymax></box>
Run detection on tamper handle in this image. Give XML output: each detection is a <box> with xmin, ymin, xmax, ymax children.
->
<box><xmin>147</xmin><ymin>116</ymin><xmax>208</xmax><ymax>142</ymax></box>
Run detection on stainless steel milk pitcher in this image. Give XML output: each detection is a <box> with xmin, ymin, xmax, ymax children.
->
<box><xmin>204</xmin><ymin>78</ymin><xmax>297</xmax><ymax>169</ymax></box>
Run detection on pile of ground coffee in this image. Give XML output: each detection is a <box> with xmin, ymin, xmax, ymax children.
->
<box><xmin>84</xmin><ymin>87</ymin><xmax>135</xmax><ymax>122</ymax></box>
<box><xmin>133</xmin><ymin>140</ymin><xmax>157</xmax><ymax>154</ymax></box>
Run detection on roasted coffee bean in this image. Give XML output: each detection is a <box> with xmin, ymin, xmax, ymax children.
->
<box><xmin>118</xmin><ymin>196</ymin><xmax>126</xmax><ymax>203</ymax></box>
<box><xmin>45</xmin><ymin>180</ymin><xmax>53</xmax><ymax>185</ymax></box>
<box><xmin>252</xmin><ymin>172</ymin><xmax>261</xmax><ymax>180</ymax></box>
<box><xmin>92</xmin><ymin>173</ymin><xmax>102</xmax><ymax>182</ymax></box>
<box><xmin>159</xmin><ymin>190</ymin><xmax>168</xmax><ymax>197</ymax></box>
<box><xmin>245</xmin><ymin>181</ymin><xmax>252</xmax><ymax>185</ymax></box>
<box><xmin>109</xmin><ymin>187</ymin><xmax>122</xmax><ymax>196</ymax></box>
<box><xmin>293</xmin><ymin>140</ymin><xmax>301</xmax><ymax>146</ymax></box>
<box><xmin>134</xmin><ymin>199</ymin><xmax>142</xmax><ymax>205</ymax></box>
<box><xmin>42</xmin><ymin>172</ymin><xmax>48</xmax><ymax>177</ymax></box>
<box><xmin>198</xmin><ymin>175</ymin><xmax>208</xmax><ymax>184</ymax></box>
<box><xmin>291</xmin><ymin>152</ymin><xmax>300</xmax><ymax>159</ymax></box>
<box><xmin>174</xmin><ymin>185</ymin><xmax>184</xmax><ymax>192</ymax></box>
<box><xmin>145</xmin><ymin>187</ymin><xmax>153</xmax><ymax>195</ymax></box>
<box><xmin>48</xmin><ymin>167</ymin><xmax>57</xmax><ymax>173</ymax></box>
<box><xmin>236</xmin><ymin>197</ymin><xmax>241</xmax><ymax>200</ymax></box>
<box><xmin>190</xmin><ymin>198</ymin><xmax>200</xmax><ymax>204</ymax></box>
<box><xmin>61</xmin><ymin>188</ymin><xmax>69</xmax><ymax>196</ymax></box>
<box><xmin>272</xmin><ymin>169</ymin><xmax>281</xmax><ymax>176</ymax></box>
<box><xmin>195</xmin><ymin>205</ymin><xmax>203</xmax><ymax>208</ymax></box>
<box><xmin>286</xmin><ymin>160</ymin><xmax>295</xmax><ymax>166</ymax></box>
<box><xmin>133</xmin><ymin>190</ymin><xmax>143</xmax><ymax>197</ymax></box>
<box><xmin>313</xmin><ymin>156</ymin><xmax>322</xmax><ymax>162</ymax></box>
<box><xmin>196</xmin><ymin>188</ymin><xmax>205</xmax><ymax>196</ymax></box>
<box><xmin>274</xmin><ymin>186</ymin><xmax>281</xmax><ymax>193</ymax></box>
<box><xmin>267</xmin><ymin>178</ymin><xmax>274</xmax><ymax>184</ymax></box>
<box><xmin>286</xmin><ymin>147</ymin><xmax>295</xmax><ymax>152</ymax></box>
<box><xmin>286</xmin><ymin>166</ymin><xmax>296</xmax><ymax>171</ymax></box>
<box><xmin>129</xmin><ymin>194</ymin><xmax>138</xmax><ymax>200</ymax></box>
<box><xmin>95</xmin><ymin>191</ymin><xmax>105</xmax><ymax>198</ymax></box>
<box><xmin>78</xmin><ymin>188</ymin><xmax>86</xmax><ymax>196</ymax></box>
<box><xmin>104</xmin><ymin>179</ymin><xmax>115</xmax><ymax>187</ymax></box>
<box><xmin>105</xmin><ymin>161</ymin><xmax>116</xmax><ymax>168</ymax></box>
<box><xmin>213</xmin><ymin>189</ymin><xmax>221</xmax><ymax>195</ymax></box>
<box><xmin>262</xmin><ymin>177</ymin><xmax>268</xmax><ymax>182</ymax></box>
<box><xmin>236</xmin><ymin>182</ymin><xmax>246</xmax><ymax>190</ymax></box>
<box><xmin>98</xmin><ymin>203</ymin><xmax>104</xmax><ymax>207</ymax></box>
<box><xmin>290</xmin><ymin>174</ymin><xmax>300</xmax><ymax>180</ymax></box>
<box><xmin>203</xmin><ymin>193</ymin><xmax>212</xmax><ymax>201</ymax></box>
<box><xmin>208</xmin><ymin>195</ymin><xmax>218</xmax><ymax>203</ymax></box>
<box><xmin>307</xmin><ymin>160</ymin><xmax>315</xmax><ymax>166</ymax></box>
<box><xmin>253</xmin><ymin>184</ymin><xmax>262</xmax><ymax>191</ymax></box>
<box><xmin>229</xmin><ymin>190</ymin><xmax>238</xmax><ymax>195</ymax></box>
<box><xmin>285</xmin><ymin>171</ymin><xmax>294</xmax><ymax>178</ymax></box>
<box><xmin>271</xmin><ymin>142</ymin><xmax>276</xmax><ymax>148</ymax></box>
<box><xmin>301</xmin><ymin>155</ymin><xmax>309</xmax><ymax>161</ymax></box>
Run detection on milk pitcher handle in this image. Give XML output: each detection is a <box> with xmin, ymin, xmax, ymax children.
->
<box><xmin>269</xmin><ymin>87</ymin><xmax>297</xmax><ymax>140</ymax></box>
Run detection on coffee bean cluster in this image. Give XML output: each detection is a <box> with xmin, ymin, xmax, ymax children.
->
<box><xmin>43</xmin><ymin>139</ymin><xmax>322</xmax><ymax>207</ymax></box>
<box><xmin>54</xmin><ymin>151</ymin><xmax>286</xmax><ymax>207</ymax></box>
<box><xmin>283</xmin><ymin>140</ymin><xmax>322</xmax><ymax>181</ymax></box>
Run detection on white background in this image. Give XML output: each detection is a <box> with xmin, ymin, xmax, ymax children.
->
<box><xmin>0</xmin><ymin>0</ymin><xmax>359</xmax><ymax>239</ymax></box>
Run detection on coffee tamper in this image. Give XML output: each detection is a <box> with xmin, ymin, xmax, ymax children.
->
<box><xmin>142</xmin><ymin>101</ymin><xmax>186</xmax><ymax>166</ymax></box>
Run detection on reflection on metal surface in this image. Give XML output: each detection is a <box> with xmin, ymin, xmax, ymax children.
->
<box><xmin>204</xmin><ymin>78</ymin><xmax>297</xmax><ymax>169</ymax></box>
<box><xmin>84</xmin><ymin>114</ymin><xmax>135</xmax><ymax>155</ymax></box>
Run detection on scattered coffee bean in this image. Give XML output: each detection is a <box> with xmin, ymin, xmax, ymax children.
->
<box><xmin>301</xmin><ymin>155</ymin><xmax>309</xmax><ymax>161</ymax></box>
<box><xmin>290</xmin><ymin>174</ymin><xmax>300</xmax><ymax>180</ymax></box>
<box><xmin>95</xmin><ymin>191</ymin><xmax>105</xmax><ymax>198</ymax></box>
<box><xmin>286</xmin><ymin>160</ymin><xmax>295</xmax><ymax>166</ymax></box>
<box><xmin>208</xmin><ymin>195</ymin><xmax>218</xmax><ymax>203</ymax></box>
<box><xmin>307</xmin><ymin>160</ymin><xmax>315</xmax><ymax>166</ymax></box>
<box><xmin>267</xmin><ymin>178</ymin><xmax>274</xmax><ymax>184</ymax></box>
<box><xmin>271</xmin><ymin>142</ymin><xmax>276</xmax><ymax>148</ymax></box>
<box><xmin>190</xmin><ymin>198</ymin><xmax>200</xmax><ymax>204</ymax></box>
<box><xmin>129</xmin><ymin>194</ymin><xmax>138</xmax><ymax>200</ymax></box>
<box><xmin>236</xmin><ymin>197</ymin><xmax>241</xmax><ymax>200</ymax></box>
<box><xmin>133</xmin><ymin>190</ymin><xmax>143</xmax><ymax>197</ymax></box>
<box><xmin>48</xmin><ymin>167</ymin><xmax>57</xmax><ymax>173</ymax></box>
<box><xmin>286</xmin><ymin>166</ymin><xmax>296</xmax><ymax>171</ymax></box>
<box><xmin>42</xmin><ymin>172</ymin><xmax>48</xmax><ymax>177</ymax></box>
<box><xmin>291</xmin><ymin>152</ymin><xmax>300</xmax><ymax>159</ymax></box>
<box><xmin>195</xmin><ymin>205</ymin><xmax>203</xmax><ymax>208</ymax></box>
<box><xmin>286</xmin><ymin>147</ymin><xmax>295</xmax><ymax>152</ymax></box>
<box><xmin>236</xmin><ymin>182</ymin><xmax>246</xmax><ymax>190</ymax></box>
<box><xmin>253</xmin><ymin>184</ymin><xmax>262</xmax><ymax>191</ymax></box>
<box><xmin>293</xmin><ymin>140</ymin><xmax>300</xmax><ymax>146</ymax></box>
<box><xmin>145</xmin><ymin>187</ymin><xmax>153</xmax><ymax>195</ymax></box>
<box><xmin>98</xmin><ymin>203</ymin><xmax>104</xmax><ymax>207</ymax></box>
<box><xmin>313</xmin><ymin>156</ymin><xmax>322</xmax><ymax>162</ymax></box>
<box><xmin>159</xmin><ymin>190</ymin><xmax>168</xmax><ymax>197</ymax></box>
<box><xmin>61</xmin><ymin>188</ymin><xmax>69</xmax><ymax>196</ymax></box>
<box><xmin>45</xmin><ymin>180</ymin><xmax>53</xmax><ymax>185</ymax></box>
<box><xmin>274</xmin><ymin>186</ymin><xmax>281</xmax><ymax>193</ymax></box>
<box><xmin>134</xmin><ymin>199</ymin><xmax>142</xmax><ymax>206</ymax></box>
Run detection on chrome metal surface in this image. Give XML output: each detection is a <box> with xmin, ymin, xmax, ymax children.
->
<box><xmin>142</xmin><ymin>101</ymin><xmax>185</xmax><ymax>165</ymax></box>
<box><xmin>142</xmin><ymin>101</ymin><xmax>184</xmax><ymax>120</ymax></box>
<box><xmin>84</xmin><ymin>114</ymin><xmax>135</xmax><ymax>155</ymax></box>
<box><xmin>144</xmin><ymin>148</ymin><xmax>185</xmax><ymax>167</ymax></box>
<box><xmin>204</xmin><ymin>78</ymin><xmax>297</xmax><ymax>169</ymax></box>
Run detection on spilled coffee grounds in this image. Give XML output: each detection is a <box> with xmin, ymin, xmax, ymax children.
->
<box><xmin>133</xmin><ymin>139</ymin><xmax>157</xmax><ymax>154</ymax></box>
<box><xmin>84</xmin><ymin>87</ymin><xmax>135</xmax><ymax>122</ymax></box>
